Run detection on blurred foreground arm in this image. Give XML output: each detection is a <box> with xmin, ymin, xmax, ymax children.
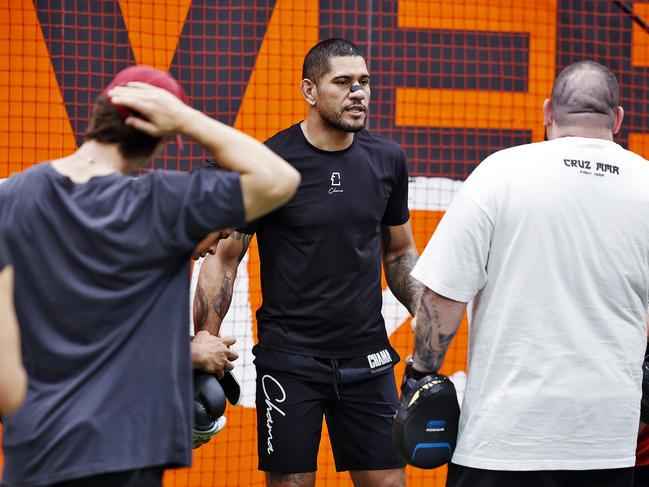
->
<box><xmin>0</xmin><ymin>266</ymin><xmax>27</xmax><ymax>417</ymax></box>
<box><xmin>108</xmin><ymin>82</ymin><xmax>300</xmax><ymax>222</ymax></box>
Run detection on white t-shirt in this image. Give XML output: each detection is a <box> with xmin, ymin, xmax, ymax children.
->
<box><xmin>411</xmin><ymin>137</ymin><xmax>649</xmax><ymax>471</ymax></box>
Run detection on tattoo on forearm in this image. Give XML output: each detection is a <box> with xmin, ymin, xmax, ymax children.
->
<box><xmin>415</xmin><ymin>291</ymin><xmax>457</xmax><ymax>372</ymax></box>
<box><xmin>194</xmin><ymin>286</ymin><xmax>209</xmax><ymax>330</ymax></box>
<box><xmin>231</xmin><ymin>232</ymin><xmax>253</xmax><ymax>263</ymax></box>
<box><xmin>384</xmin><ymin>248</ymin><xmax>424</xmax><ymax>316</ymax></box>
<box><xmin>269</xmin><ymin>473</ymin><xmax>310</xmax><ymax>485</ymax></box>
<box><xmin>212</xmin><ymin>272</ymin><xmax>233</xmax><ymax>319</ymax></box>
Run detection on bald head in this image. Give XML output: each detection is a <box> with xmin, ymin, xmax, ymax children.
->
<box><xmin>550</xmin><ymin>61</ymin><xmax>619</xmax><ymax>130</ymax></box>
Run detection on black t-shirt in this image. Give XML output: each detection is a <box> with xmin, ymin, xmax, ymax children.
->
<box><xmin>0</xmin><ymin>233</ymin><xmax>9</xmax><ymax>270</ymax></box>
<box><xmin>241</xmin><ymin>124</ymin><xmax>409</xmax><ymax>358</ymax></box>
<box><xmin>0</xmin><ymin>163</ymin><xmax>244</xmax><ymax>485</ymax></box>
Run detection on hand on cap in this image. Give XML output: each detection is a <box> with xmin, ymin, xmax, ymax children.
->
<box><xmin>107</xmin><ymin>81</ymin><xmax>193</xmax><ymax>137</ymax></box>
<box><xmin>191</xmin><ymin>331</ymin><xmax>238</xmax><ymax>378</ymax></box>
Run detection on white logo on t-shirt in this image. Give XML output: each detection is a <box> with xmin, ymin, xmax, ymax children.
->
<box><xmin>329</xmin><ymin>172</ymin><xmax>343</xmax><ymax>194</ymax></box>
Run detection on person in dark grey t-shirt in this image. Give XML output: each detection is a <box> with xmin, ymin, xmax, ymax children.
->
<box><xmin>0</xmin><ymin>235</ymin><xmax>27</xmax><ymax>419</ymax></box>
<box><xmin>194</xmin><ymin>39</ymin><xmax>423</xmax><ymax>487</ymax></box>
<box><xmin>0</xmin><ymin>66</ymin><xmax>299</xmax><ymax>487</ymax></box>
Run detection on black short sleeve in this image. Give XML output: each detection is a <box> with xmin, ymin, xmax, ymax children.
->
<box><xmin>236</xmin><ymin>219</ymin><xmax>259</xmax><ymax>235</ymax></box>
<box><xmin>381</xmin><ymin>148</ymin><xmax>410</xmax><ymax>226</ymax></box>
<box><xmin>0</xmin><ymin>234</ymin><xmax>9</xmax><ymax>270</ymax></box>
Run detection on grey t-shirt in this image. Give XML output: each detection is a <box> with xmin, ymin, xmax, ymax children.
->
<box><xmin>0</xmin><ymin>163</ymin><xmax>244</xmax><ymax>485</ymax></box>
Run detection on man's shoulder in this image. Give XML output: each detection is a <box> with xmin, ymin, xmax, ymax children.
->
<box><xmin>264</xmin><ymin>124</ymin><xmax>301</xmax><ymax>152</ymax></box>
<box><xmin>476</xmin><ymin>141</ymin><xmax>541</xmax><ymax>171</ymax></box>
<box><xmin>356</xmin><ymin>130</ymin><xmax>403</xmax><ymax>157</ymax></box>
<box><xmin>490</xmin><ymin>141</ymin><xmax>539</xmax><ymax>159</ymax></box>
<box><xmin>0</xmin><ymin>163</ymin><xmax>49</xmax><ymax>195</ymax></box>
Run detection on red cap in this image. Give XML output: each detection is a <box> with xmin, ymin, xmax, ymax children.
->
<box><xmin>104</xmin><ymin>65</ymin><xmax>188</xmax><ymax>149</ymax></box>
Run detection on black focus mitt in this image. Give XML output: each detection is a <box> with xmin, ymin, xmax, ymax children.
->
<box><xmin>193</xmin><ymin>371</ymin><xmax>227</xmax><ymax>449</ymax></box>
<box><xmin>641</xmin><ymin>354</ymin><xmax>649</xmax><ymax>423</ymax></box>
<box><xmin>392</xmin><ymin>360</ymin><xmax>460</xmax><ymax>469</ymax></box>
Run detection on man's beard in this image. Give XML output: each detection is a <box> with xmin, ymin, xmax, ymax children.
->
<box><xmin>319</xmin><ymin>106</ymin><xmax>367</xmax><ymax>133</ymax></box>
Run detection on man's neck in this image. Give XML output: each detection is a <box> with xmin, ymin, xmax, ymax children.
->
<box><xmin>547</xmin><ymin>119</ymin><xmax>615</xmax><ymax>141</ymax></box>
<box><xmin>300</xmin><ymin>115</ymin><xmax>355</xmax><ymax>152</ymax></box>
<box><xmin>51</xmin><ymin>141</ymin><xmax>137</xmax><ymax>183</ymax></box>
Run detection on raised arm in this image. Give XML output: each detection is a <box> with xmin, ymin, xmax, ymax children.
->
<box><xmin>381</xmin><ymin>220</ymin><xmax>425</xmax><ymax>316</ymax></box>
<box><xmin>0</xmin><ymin>266</ymin><xmax>27</xmax><ymax>417</ymax></box>
<box><xmin>108</xmin><ymin>82</ymin><xmax>300</xmax><ymax>222</ymax></box>
<box><xmin>193</xmin><ymin>232</ymin><xmax>253</xmax><ymax>336</ymax></box>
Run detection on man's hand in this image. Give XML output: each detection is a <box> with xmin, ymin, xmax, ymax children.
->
<box><xmin>191</xmin><ymin>330</ymin><xmax>238</xmax><ymax>378</ymax></box>
<box><xmin>401</xmin><ymin>355</ymin><xmax>437</xmax><ymax>398</ymax></box>
<box><xmin>107</xmin><ymin>81</ymin><xmax>195</xmax><ymax>136</ymax></box>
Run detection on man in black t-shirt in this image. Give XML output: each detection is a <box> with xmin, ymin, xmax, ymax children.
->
<box><xmin>0</xmin><ymin>235</ymin><xmax>26</xmax><ymax>419</ymax></box>
<box><xmin>0</xmin><ymin>66</ymin><xmax>299</xmax><ymax>487</ymax></box>
<box><xmin>196</xmin><ymin>39</ymin><xmax>422</xmax><ymax>487</ymax></box>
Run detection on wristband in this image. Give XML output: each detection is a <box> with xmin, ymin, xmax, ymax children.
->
<box><xmin>405</xmin><ymin>356</ymin><xmax>436</xmax><ymax>380</ymax></box>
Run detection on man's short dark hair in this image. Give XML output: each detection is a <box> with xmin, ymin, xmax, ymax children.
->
<box><xmin>302</xmin><ymin>38</ymin><xmax>365</xmax><ymax>84</ymax></box>
<box><xmin>84</xmin><ymin>97</ymin><xmax>163</xmax><ymax>160</ymax></box>
<box><xmin>551</xmin><ymin>60</ymin><xmax>619</xmax><ymax>128</ymax></box>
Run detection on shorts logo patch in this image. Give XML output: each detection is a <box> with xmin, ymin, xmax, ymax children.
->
<box><xmin>261</xmin><ymin>374</ymin><xmax>287</xmax><ymax>455</ymax></box>
<box><xmin>367</xmin><ymin>349</ymin><xmax>391</xmax><ymax>369</ymax></box>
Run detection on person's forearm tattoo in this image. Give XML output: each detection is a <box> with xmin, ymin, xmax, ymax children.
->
<box><xmin>414</xmin><ymin>289</ymin><xmax>457</xmax><ymax>372</ymax></box>
<box><xmin>382</xmin><ymin>227</ymin><xmax>423</xmax><ymax>315</ymax></box>
<box><xmin>232</xmin><ymin>232</ymin><xmax>253</xmax><ymax>263</ymax></box>
<box><xmin>212</xmin><ymin>272</ymin><xmax>233</xmax><ymax>319</ymax></box>
<box><xmin>194</xmin><ymin>286</ymin><xmax>209</xmax><ymax>330</ymax></box>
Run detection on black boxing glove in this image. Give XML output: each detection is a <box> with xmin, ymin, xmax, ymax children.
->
<box><xmin>193</xmin><ymin>371</ymin><xmax>227</xmax><ymax>449</ymax></box>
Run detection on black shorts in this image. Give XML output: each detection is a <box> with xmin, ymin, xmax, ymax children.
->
<box><xmin>635</xmin><ymin>465</ymin><xmax>649</xmax><ymax>487</ymax></box>
<box><xmin>12</xmin><ymin>467</ymin><xmax>164</xmax><ymax>487</ymax></box>
<box><xmin>447</xmin><ymin>463</ymin><xmax>634</xmax><ymax>487</ymax></box>
<box><xmin>254</xmin><ymin>346</ymin><xmax>405</xmax><ymax>473</ymax></box>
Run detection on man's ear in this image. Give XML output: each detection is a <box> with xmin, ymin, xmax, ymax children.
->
<box><xmin>612</xmin><ymin>106</ymin><xmax>624</xmax><ymax>135</ymax></box>
<box><xmin>542</xmin><ymin>98</ymin><xmax>553</xmax><ymax>127</ymax></box>
<box><xmin>300</xmin><ymin>79</ymin><xmax>317</xmax><ymax>106</ymax></box>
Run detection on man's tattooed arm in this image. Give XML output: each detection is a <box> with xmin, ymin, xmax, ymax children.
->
<box><xmin>193</xmin><ymin>232</ymin><xmax>253</xmax><ymax>335</ymax></box>
<box><xmin>412</xmin><ymin>287</ymin><xmax>467</xmax><ymax>372</ymax></box>
<box><xmin>381</xmin><ymin>224</ymin><xmax>424</xmax><ymax>316</ymax></box>
<box><xmin>193</xmin><ymin>286</ymin><xmax>210</xmax><ymax>331</ymax></box>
